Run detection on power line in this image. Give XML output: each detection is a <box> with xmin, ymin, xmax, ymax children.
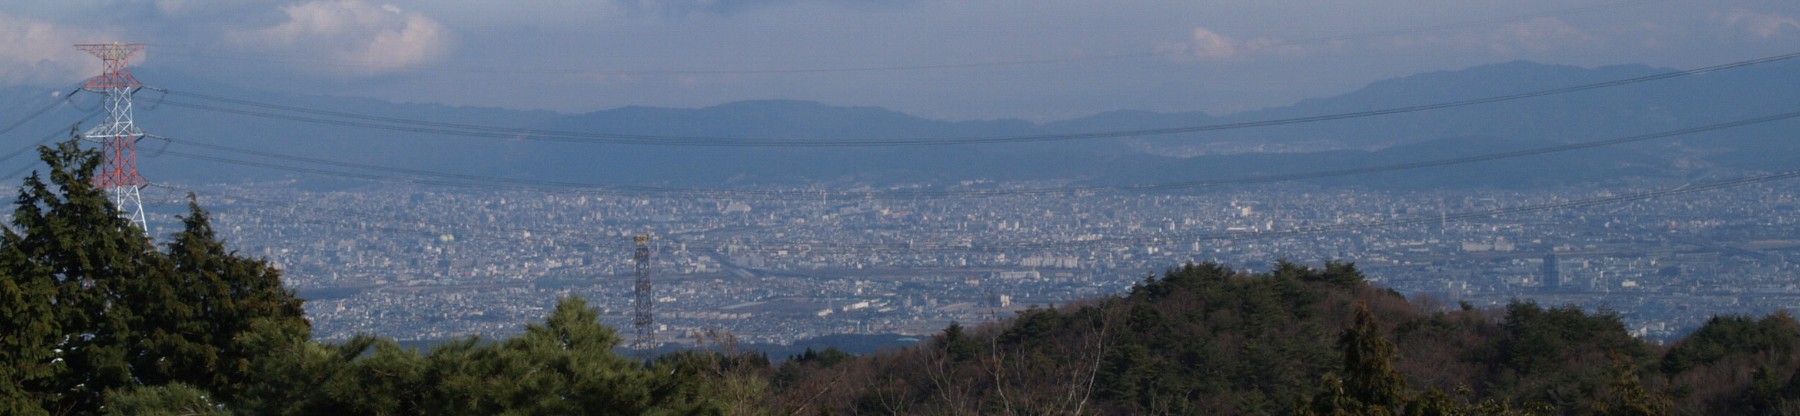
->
<box><xmin>148</xmin><ymin>49</ymin><xmax>1800</xmax><ymax>147</ymax></box>
<box><xmin>147</xmin><ymin>0</ymin><xmax>1663</xmax><ymax>76</ymax></box>
<box><xmin>146</xmin><ymin>183</ymin><xmax>632</xmax><ymax>253</ymax></box>
<box><xmin>143</xmin><ymin>108</ymin><xmax>1800</xmax><ymax>199</ymax></box>
<box><xmin>0</xmin><ymin>110</ymin><xmax>105</xmax><ymax>180</ymax></box>
<box><xmin>0</xmin><ymin>88</ymin><xmax>84</xmax><ymax>141</ymax></box>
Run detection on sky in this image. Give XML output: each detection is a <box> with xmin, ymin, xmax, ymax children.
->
<box><xmin>1</xmin><ymin>0</ymin><xmax>1797</xmax><ymax>121</ymax></box>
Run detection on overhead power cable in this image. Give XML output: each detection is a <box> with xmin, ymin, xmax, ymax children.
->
<box><xmin>155</xmin><ymin>167</ymin><xmax>1800</xmax><ymax>255</ymax></box>
<box><xmin>0</xmin><ymin>99</ymin><xmax>104</xmax><ymax>180</ymax></box>
<box><xmin>146</xmin><ymin>109</ymin><xmax>1800</xmax><ymax>199</ymax></box>
<box><xmin>148</xmin><ymin>0</ymin><xmax>1660</xmax><ymax>76</ymax></box>
<box><xmin>150</xmin><ymin>50</ymin><xmax>1800</xmax><ymax>147</ymax></box>
<box><xmin>0</xmin><ymin>89</ymin><xmax>83</xmax><ymax>141</ymax></box>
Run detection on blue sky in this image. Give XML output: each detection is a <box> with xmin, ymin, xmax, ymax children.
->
<box><xmin>2</xmin><ymin>0</ymin><xmax>1796</xmax><ymax>120</ymax></box>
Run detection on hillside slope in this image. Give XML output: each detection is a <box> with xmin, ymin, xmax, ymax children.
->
<box><xmin>763</xmin><ymin>262</ymin><xmax>1800</xmax><ymax>415</ymax></box>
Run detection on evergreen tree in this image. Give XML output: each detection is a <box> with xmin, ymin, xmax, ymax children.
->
<box><xmin>231</xmin><ymin>296</ymin><xmax>720</xmax><ymax>415</ymax></box>
<box><xmin>154</xmin><ymin>196</ymin><xmax>308</xmax><ymax>400</ymax></box>
<box><xmin>937</xmin><ymin>322</ymin><xmax>979</xmax><ymax>364</ymax></box>
<box><xmin>102</xmin><ymin>383</ymin><xmax>228</xmax><ymax>416</ymax></box>
<box><xmin>0</xmin><ymin>138</ymin><xmax>309</xmax><ymax>413</ymax></box>
<box><xmin>1340</xmin><ymin>303</ymin><xmax>1407</xmax><ymax>412</ymax></box>
<box><xmin>0</xmin><ymin>138</ymin><xmax>158</xmax><ymax>413</ymax></box>
<box><xmin>1308</xmin><ymin>303</ymin><xmax>1407</xmax><ymax>416</ymax></box>
<box><xmin>1582</xmin><ymin>354</ymin><xmax>1671</xmax><ymax>416</ymax></box>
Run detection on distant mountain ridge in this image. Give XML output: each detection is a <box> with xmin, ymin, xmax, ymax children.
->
<box><xmin>1</xmin><ymin>57</ymin><xmax>1794</xmax><ymax>189</ymax></box>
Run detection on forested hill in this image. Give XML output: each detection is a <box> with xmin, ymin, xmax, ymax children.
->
<box><xmin>10</xmin><ymin>139</ymin><xmax>1800</xmax><ymax>414</ymax></box>
<box><xmin>765</xmin><ymin>263</ymin><xmax>1800</xmax><ymax>415</ymax></box>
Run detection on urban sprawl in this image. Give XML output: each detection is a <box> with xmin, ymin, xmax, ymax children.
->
<box><xmin>121</xmin><ymin>178</ymin><xmax>1800</xmax><ymax>346</ymax></box>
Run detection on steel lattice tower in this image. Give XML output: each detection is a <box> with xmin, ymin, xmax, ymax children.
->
<box><xmin>632</xmin><ymin>234</ymin><xmax>655</xmax><ymax>351</ymax></box>
<box><xmin>76</xmin><ymin>43</ymin><xmax>150</xmax><ymax>231</ymax></box>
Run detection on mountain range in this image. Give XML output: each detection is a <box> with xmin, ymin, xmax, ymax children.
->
<box><xmin>1</xmin><ymin>57</ymin><xmax>1796</xmax><ymax>191</ymax></box>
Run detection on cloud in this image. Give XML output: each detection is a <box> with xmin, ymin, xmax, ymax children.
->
<box><xmin>1159</xmin><ymin>27</ymin><xmax>1303</xmax><ymax>61</ymax></box>
<box><xmin>1181</xmin><ymin>28</ymin><xmax>1239</xmax><ymax>59</ymax></box>
<box><xmin>0</xmin><ymin>13</ymin><xmax>114</xmax><ymax>86</ymax></box>
<box><xmin>620</xmin><ymin>0</ymin><xmax>912</xmax><ymax>16</ymax></box>
<box><xmin>235</xmin><ymin>0</ymin><xmax>452</xmax><ymax>76</ymax></box>
<box><xmin>1719</xmin><ymin>8</ymin><xmax>1800</xmax><ymax>38</ymax></box>
<box><xmin>153</xmin><ymin>0</ymin><xmax>263</xmax><ymax>16</ymax></box>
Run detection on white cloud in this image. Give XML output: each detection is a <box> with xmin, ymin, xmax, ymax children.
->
<box><xmin>0</xmin><ymin>13</ymin><xmax>113</xmax><ymax>86</ymax></box>
<box><xmin>153</xmin><ymin>0</ymin><xmax>262</xmax><ymax>16</ymax></box>
<box><xmin>1160</xmin><ymin>27</ymin><xmax>1301</xmax><ymax>61</ymax></box>
<box><xmin>235</xmin><ymin>0</ymin><xmax>453</xmax><ymax>76</ymax></box>
<box><xmin>1720</xmin><ymin>8</ymin><xmax>1800</xmax><ymax>38</ymax></box>
<box><xmin>1184</xmin><ymin>28</ymin><xmax>1239</xmax><ymax>59</ymax></box>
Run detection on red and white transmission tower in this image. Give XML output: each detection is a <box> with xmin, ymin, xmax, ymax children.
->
<box><xmin>76</xmin><ymin>43</ymin><xmax>150</xmax><ymax>231</ymax></box>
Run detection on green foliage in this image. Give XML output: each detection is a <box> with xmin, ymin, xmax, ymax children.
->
<box><xmin>230</xmin><ymin>296</ymin><xmax>723</xmax><ymax>415</ymax></box>
<box><xmin>657</xmin><ymin>349</ymin><xmax>772</xmax><ymax>415</ymax></box>
<box><xmin>102</xmin><ymin>383</ymin><xmax>228</xmax><ymax>416</ymax></box>
<box><xmin>764</xmin><ymin>262</ymin><xmax>1388</xmax><ymax>414</ymax></box>
<box><xmin>1</xmin><ymin>139</ymin><xmax>156</xmax><ymax>413</ymax></box>
<box><xmin>1505</xmin><ymin>303</ymin><xmax>1648</xmax><ymax>370</ymax></box>
<box><xmin>1482</xmin><ymin>302</ymin><xmax>1650</xmax><ymax>410</ymax></box>
<box><xmin>937</xmin><ymin>322</ymin><xmax>980</xmax><ymax>364</ymax></box>
<box><xmin>158</xmin><ymin>196</ymin><xmax>310</xmax><ymax>400</ymax></box>
<box><xmin>1588</xmin><ymin>355</ymin><xmax>1672</xmax><ymax>416</ymax></box>
<box><xmin>1333</xmin><ymin>304</ymin><xmax>1408</xmax><ymax>414</ymax></box>
<box><xmin>791</xmin><ymin>346</ymin><xmax>854</xmax><ymax>367</ymax></box>
<box><xmin>765</xmin><ymin>260</ymin><xmax>1708</xmax><ymax>415</ymax></box>
<box><xmin>0</xmin><ymin>138</ymin><xmax>309</xmax><ymax>414</ymax></box>
<box><xmin>1662</xmin><ymin>313</ymin><xmax>1800</xmax><ymax>375</ymax></box>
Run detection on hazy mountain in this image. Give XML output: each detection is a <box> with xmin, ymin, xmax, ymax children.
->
<box><xmin>1</xmin><ymin>57</ymin><xmax>1794</xmax><ymax>190</ymax></box>
<box><xmin>1050</xmin><ymin>59</ymin><xmax>1799</xmax><ymax>154</ymax></box>
<box><xmin>508</xmin><ymin>99</ymin><xmax>1105</xmax><ymax>185</ymax></box>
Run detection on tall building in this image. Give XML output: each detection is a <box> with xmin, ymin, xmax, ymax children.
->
<box><xmin>1542</xmin><ymin>253</ymin><xmax>1561</xmax><ymax>291</ymax></box>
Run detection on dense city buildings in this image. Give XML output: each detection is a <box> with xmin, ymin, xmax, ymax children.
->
<box><xmin>129</xmin><ymin>177</ymin><xmax>1800</xmax><ymax>345</ymax></box>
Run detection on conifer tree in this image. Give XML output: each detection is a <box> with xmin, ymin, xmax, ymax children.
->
<box><xmin>1309</xmin><ymin>303</ymin><xmax>1408</xmax><ymax>416</ymax></box>
<box><xmin>156</xmin><ymin>195</ymin><xmax>308</xmax><ymax>400</ymax></box>
<box><xmin>1341</xmin><ymin>303</ymin><xmax>1407</xmax><ymax>411</ymax></box>
<box><xmin>0</xmin><ymin>138</ymin><xmax>308</xmax><ymax>413</ymax></box>
<box><xmin>0</xmin><ymin>138</ymin><xmax>157</xmax><ymax>413</ymax></box>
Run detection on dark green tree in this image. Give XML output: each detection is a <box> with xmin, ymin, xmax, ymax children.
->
<box><xmin>1582</xmin><ymin>354</ymin><xmax>1672</xmax><ymax>416</ymax></box>
<box><xmin>149</xmin><ymin>196</ymin><xmax>309</xmax><ymax>400</ymax></box>
<box><xmin>101</xmin><ymin>382</ymin><xmax>227</xmax><ymax>416</ymax></box>
<box><xmin>0</xmin><ymin>138</ymin><xmax>158</xmax><ymax>413</ymax></box>
<box><xmin>1308</xmin><ymin>303</ymin><xmax>1407</xmax><ymax>416</ymax></box>
<box><xmin>1662</xmin><ymin>313</ymin><xmax>1800</xmax><ymax>375</ymax></box>
<box><xmin>1340</xmin><ymin>303</ymin><xmax>1407</xmax><ymax>411</ymax></box>
<box><xmin>0</xmin><ymin>190</ymin><xmax>59</xmax><ymax>416</ymax></box>
<box><xmin>0</xmin><ymin>138</ymin><xmax>308</xmax><ymax>413</ymax></box>
<box><xmin>233</xmin><ymin>296</ymin><xmax>720</xmax><ymax>415</ymax></box>
<box><xmin>937</xmin><ymin>322</ymin><xmax>980</xmax><ymax>364</ymax></box>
